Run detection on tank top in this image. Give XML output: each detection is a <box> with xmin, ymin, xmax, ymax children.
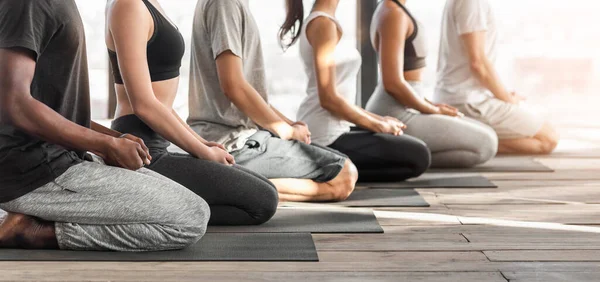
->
<box><xmin>371</xmin><ymin>0</ymin><xmax>427</xmax><ymax>71</ymax></box>
<box><xmin>108</xmin><ymin>0</ymin><xmax>185</xmax><ymax>84</ymax></box>
<box><xmin>297</xmin><ymin>11</ymin><xmax>363</xmax><ymax>146</ymax></box>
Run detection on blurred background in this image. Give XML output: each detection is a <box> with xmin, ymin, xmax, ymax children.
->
<box><xmin>78</xmin><ymin>0</ymin><xmax>600</xmax><ymax>149</ymax></box>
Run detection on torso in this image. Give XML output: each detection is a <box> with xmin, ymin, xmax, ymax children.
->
<box><xmin>188</xmin><ymin>0</ymin><xmax>266</xmax><ymax>152</ymax></box>
<box><xmin>106</xmin><ymin>0</ymin><xmax>183</xmax><ymax>119</ymax></box>
<box><xmin>434</xmin><ymin>0</ymin><xmax>497</xmax><ymax>104</ymax></box>
<box><xmin>371</xmin><ymin>0</ymin><xmax>428</xmax><ymax>81</ymax></box>
<box><xmin>297</xmin><ymin>11</ymin><xmax>362</xmax><ymax>146</ymax></box>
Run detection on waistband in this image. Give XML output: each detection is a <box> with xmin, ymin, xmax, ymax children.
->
<box><xmin>111</xmin><ymin>115</ymin><xmax>170</xmax><ymax>150</ymax></box>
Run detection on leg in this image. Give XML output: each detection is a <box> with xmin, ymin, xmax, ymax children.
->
<box><xmin>270</xmin><ymin>159</ymin><xmax>358</xmax><ymax>202</ymax></box>
<box><xmin>498</xmin><ymin>122</ymin><xmax>559</xmax><ymax>155</ymax></box>
<box><xmin>0</xmin><ymin>161</ymin><xmax>210</xmax><ymax>251</ymax></box>
<box><xmin>455</xmin><ymin>98</ymin><xmax>558</xmax><ymax>155</ymax></box>
<box><xmin>329</xmin><ymin>131</ymin><xmax>432</xmax><ymax>182</ymax></box>
<box><xmin>232</xmin><ymin>131</ymin><xmax>358</xmax><ymax>203</ymax></box>
<box><xmin>403</xmin><ymin>114</ymin><xmax>499</xmax><ymax>168</ymax></box>
<box><xmin>149</xmin><ymin>152</ymin><xmax>278</xmax><ymax>226</ymax></box>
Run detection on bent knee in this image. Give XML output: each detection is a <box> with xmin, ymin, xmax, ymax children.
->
<box><xmin>410</xmin><ymin>139</ymin><xmax>432</xmax><ymax>177</ymax></box>
<box><xmin>475</xmin><ymin>131</ymin><xmax>499</xmax><ymax>163</ymax></box>
<box><xmin>538</xmin><ymin>138</ymin><xmax>559</xmax><ymax>154</ymax></box>
<box><xmin>169</xmin><ymin>196</ymin><xmax>211</xmax><ymax>246</ymax></box>
<box><xmin>329</xmin><ymin>159</ymin><xmax>357</xmax><ymax>201</ymax></box>
<box><xmin>249</xmin><ymin>182</ymin><xmax>279</xmax><ymax>225</ymax></box>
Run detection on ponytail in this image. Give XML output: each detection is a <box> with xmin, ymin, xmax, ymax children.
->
<box><xmin>279</xmin><ymin>0</ymin><xmax>304</xmax><ymax>50</ymax></box>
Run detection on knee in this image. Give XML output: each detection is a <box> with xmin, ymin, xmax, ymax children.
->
<box><xmin>539</xmin><ymin>137</ymin><xmax>559</xmax><ymax>155</ymax></box>
<box><xmin>409</xmin><ymin>139</ymin><xmax>432</xmax><ymax>177</ymax></box>
<box><xmin>330</xmin><ymin>159</ymin><xmax>358</xmax><ymax>202</ymax></box>
<box><xmin>475</xmin><ymin>130</ymin><xmax>499</xmax><ymax>164</ymax></box>
<box><xmin>537</xmin><ymin>126</ymin><xmax>559</xmax><ymax>154</ymax></box>
<box><xmin>249</xmin><ymin>181</ymin><xmax>279</xmax><ymax>225</ymax></box>
<box><xmin>170</xmin><ymin>195</ymin><xmax>211</xmax><ymax>248</ymax></box>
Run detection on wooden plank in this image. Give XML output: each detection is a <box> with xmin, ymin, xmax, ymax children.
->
<box><xmin>0</xmin><ymin>252</ymin><xmax>491</xmax><ymax>273</ymax></box>
<box><xmin>483</xmin><ymin>170</ymin><xmax>600</xmax><ymax>181</ymax></box>
<box><xmin>486</xmin><ymin>250</ymin><xmax>600</xmax><ymax>262</ymax></box>
<box><xmin>445</xmin><ymin>204</ymin><xmax>600</xmax><ymax>224</ymax></box>
<box><xmin>502</xmin><ymin>271</ymin><xmax>600</xmax><ymax>282</ymax></box>
<box><xmin>0</xmin><ymin>271</ymin><xmax>508</xmax><ymax>282</ymax></box>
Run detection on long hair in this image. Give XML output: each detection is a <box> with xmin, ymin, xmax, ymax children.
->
<box><xmin>279</xmin><ymin>0</ymin><xmax>304</xmax><ymax>51</ymax></box>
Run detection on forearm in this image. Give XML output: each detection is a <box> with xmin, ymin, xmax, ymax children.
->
<box><xmin>385</xmin><ymin>81</ymin><xmax>439</xmax><ymax>114</ymax></box>
<box><xmin>135</xmin><ymin>101</ymin><xmax>210</xmax><ymax>158</ymax></box>
<box><xmin>227</xmin><ymin>84</ymin><xmax>294</xmax><ymax>139</ymax></box>
<box><xmin>321</xmin><ymin>94</ymin><xmax>381</xmax><ymax>132</ymax></box>
<box><xmin>170</xmin><ymin>109</ymin><xmax>209</xmax><ymax>144</ymax></box>
<box><xmin>472</xmin><ymin>60</ymin><xmax>512</xmax><ymax>102</ymax></box>
<box><xmin>9</xmin><ymin>97</ymin><xmax>114</xmax><ymax>158</ymax></box>
<box><xmin>91</xmin><ymin>121</ymin><xmax>122</xmax><ymax>138</ymax></box>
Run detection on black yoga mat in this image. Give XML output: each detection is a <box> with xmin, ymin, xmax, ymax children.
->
<box><xmin>430</xmin><ymin>157</ymin><xmax>554</xmax><ymax>173</ymax></box>
<box><xmin>326</xmin><ymin>189</ymin><xmax>429</xmax><ymax>207</ymax></box>
<box><xmin>364</xmin><ymin>175</ymin><xmax>497</xmax><ymax>189</ymax></box>
<box><xmin>0</xmin><ymin>233</ymin><xmax>318</xmax><ymax>262</ymax></box>
<box><xmin>208</xmin><ymin>207</ymin><xmax>384</xmax><ymax>234</ymax></box>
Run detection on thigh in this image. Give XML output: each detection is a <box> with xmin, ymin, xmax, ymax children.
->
<box><xmin>232</xmin><ymin>131</ymin><xmax>346</xmax><ymax>182</ymax></box>
<box><xmin>149</xmin><ymin>152</ymin><xmax>277</xmax><ymax>206</ymax></box>
<box><xmin>330</xmin><ymin>131</ymin><xmax>430</xmax><ymax>169</ymax></box>
<box><xmin>460</xmin><ymin>99</ymin><xmax>544</xmax><ymax>140</ymax></box>
<box><xmin>404</xmin><ymin>114</ymin><xmax>497</xmax><ymax>153</ymax></box>
<box><xmin>0</xmin><ymin>161</ymin><xmax>203</xmax><ymax>225</ymax></box>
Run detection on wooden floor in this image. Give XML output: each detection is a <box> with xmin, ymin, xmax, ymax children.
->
<box><xmin>2</xmin><ymin>125</ymin><xmax>600</xmax><ymax>282</ymax></box>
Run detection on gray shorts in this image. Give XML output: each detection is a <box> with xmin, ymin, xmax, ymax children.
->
<box><xmin>231</xmin><ymin>130</ymin><xmax>347</xmax><ymax>183</ymax></box>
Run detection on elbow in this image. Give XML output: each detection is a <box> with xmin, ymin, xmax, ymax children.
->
<box><xmin>130</xmin><ymin>101</ymin><xmax>157</xmax><ymax>121</ymax></box>
<box><xmin>470</xmin><ymin>60</ymin><xmax>487</xmax><ymax>78</ymax></box>
<box><xmin>319</xmin><ymin>95</ymin><xmax>339</xmax><ymax>113</ymax></box>
<box><xmin>382</xmin><ymin>77</ymin><xmax>404</xmax><ymax>95</ymax></box>
<box><xmin>220</xmin><ymin>80</ymin><xmax>245</xmax><ymax>101</ymax></box>
<box><xmin>1</xmin><ymin>92</ymin><xmax>27</xmax><ymax>126</ymax></box>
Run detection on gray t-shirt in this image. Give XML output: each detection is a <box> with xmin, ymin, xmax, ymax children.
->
<box><xmin>188</xmin><ymin>0</ymin><xmax>268</xmax><ymax>152</ymax></box>
<box><xmin>0</xmin><ymin>0</ymin><xmax>90</xmax><ymax>203</ymax></box>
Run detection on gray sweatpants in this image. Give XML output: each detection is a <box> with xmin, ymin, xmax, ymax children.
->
<box><xmin>366</xmin><ymin>83</ymin><xmax>498</xmax><ymax>168</ymax></box>
<box><xmin>0</xmin><ymin>159</ymin><xmax>210</xmax><ymax>251</ymax></box>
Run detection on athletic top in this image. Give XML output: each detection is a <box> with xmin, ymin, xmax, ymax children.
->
<box><xmin>0</xmin><ymin>0</ymin><xmax>89</xmax><ymax>203</ymax></box>
<box><xmin>108</xmin><ymin>0</ymin><xmax>185</xmax><ymax>84</ymax></box>
<box><xmin>297</xmin><ymin>12</ymin><xmax>362</xmax><ymax>146</ymax></box>
<box><xmin>371</xmin><ymin>0</ymin><xmax>428</xmax><ymax>71</ymax></box>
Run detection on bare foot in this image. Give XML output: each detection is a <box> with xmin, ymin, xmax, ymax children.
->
<box><xmin>0</xmin><ymin>213</ymin><xmax>58</xmax><ymax>249</ymax></box>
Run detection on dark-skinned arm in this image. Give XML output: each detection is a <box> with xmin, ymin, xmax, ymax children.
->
<box><xmin>0</xmin><ymin>48</ymin><xmax>149</xmax><ymax>170</ymax></box>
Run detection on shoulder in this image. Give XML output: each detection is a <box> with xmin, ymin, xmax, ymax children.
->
<box><xmin>204</xmin><ymin>0</ymin><xmax>245</xmax><ymax>14</ymax></box>
<box><xmin>378</xmin><ymin>1</ymin><xmax>410</xmax><ymax>23</ymax></box>
<box><xmin>305</xmin><ymin>15</ymin><xmax>339</xmax><ymax>48</ymax></box>
<box><xmin>107</xmin><ymin>0</ymin><xmax>150</xmax><ymax>25</ymax></box>
<box><xmin>108</xmin><ymin>0</ymin><xmax>148</xmax><ymax>16</ymax></box>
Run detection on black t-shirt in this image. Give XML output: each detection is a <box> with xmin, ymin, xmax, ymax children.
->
<box><xmin>0</xmin><ymin>0</ymin><xmax>90</xmax><ymax>203</ymax></box>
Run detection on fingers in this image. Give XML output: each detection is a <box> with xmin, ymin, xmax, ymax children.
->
<box><xmin>226</xmin><ymin>153</ymin><xmax>236</xmax><ymax>165</ymax></box>
<box><xmin>135</xmin><ymin>144</ymin><xmax>151</xmax><ymax>166</ymax></box>
<box><xmin>136</xmin><ymin>138</ymin><xmax>151</xmax><ymax>161</ymax></box>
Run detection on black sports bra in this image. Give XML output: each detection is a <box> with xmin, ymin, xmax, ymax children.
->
<box><xmin>390</xmin><ymin>0</ymin><xmax>427</xmax><ymax>71</ymax></box>
<box><xmin>108</xmin><ymin>0</ymin><xmax>185</xmax><ymax>84</ymax></box>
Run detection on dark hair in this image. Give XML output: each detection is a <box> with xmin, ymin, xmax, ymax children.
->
<box><xmin>279</xmin><ymin>0</ymin><xmax>304</xmax><ymax>51</ymax></box>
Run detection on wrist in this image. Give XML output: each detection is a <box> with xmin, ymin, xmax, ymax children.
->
<box><xmin>95</xmin><ymin>135</ymin><xmax>117</xmax><ymax>159</ymax></box>
<box><xmin>271</xmin><ymin>122</ymin><xmax>294</xmax><ymax>140</ymax></box>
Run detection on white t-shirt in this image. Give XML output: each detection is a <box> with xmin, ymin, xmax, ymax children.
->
<box><xmin>434</xmin><ymin>0</ymin><xmax>498</xmax><ymax>105</ymax></box>
<box><xmin>296</xmin><ymin>12</ymin><xmax>362</xmax><ymax>146</ymax></box>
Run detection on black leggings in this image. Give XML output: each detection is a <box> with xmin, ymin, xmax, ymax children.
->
<box><xmin>329</xmin><ymin>129</ymin><xmax>431</xmax><ymax>182</ymax></box>
<box><xmin>112</xmin><ymin>115</ymin><xmax>278</xmax><ymax>226</ymax></box>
